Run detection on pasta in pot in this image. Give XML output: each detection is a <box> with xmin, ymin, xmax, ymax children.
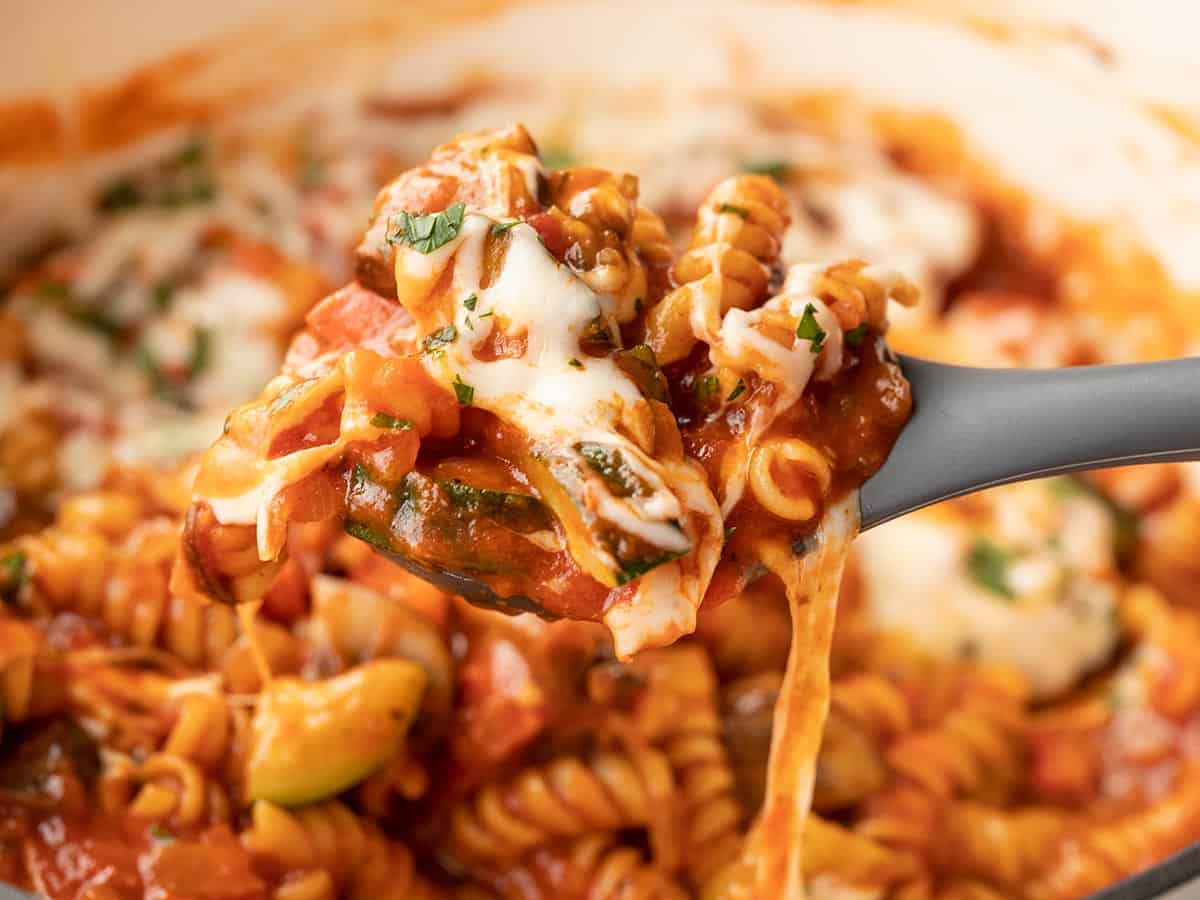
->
<box><xmin>0</xmin><ymin>82</ymin><xmax>1196</xmax><ymax>900</ymax></box>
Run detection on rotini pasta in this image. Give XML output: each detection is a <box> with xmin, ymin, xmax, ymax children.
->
<box><xmin>0</xmin><ymin>83</ymin><xmax>1194</xmax><ymax>900</ymax></box>
<box><xmin>444</xmin><ymin>745</ymin><xmax>676</xmax><ymax>865</ymax></box>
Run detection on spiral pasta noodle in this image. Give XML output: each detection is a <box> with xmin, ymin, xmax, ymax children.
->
<box><xmin>444</xmin><ymin>745</ymin><xmax>675</xmax><ymax>865</ymax></box>
<box><xmin>243</xmin><ymin>799</ymin><xmax>445</xmax><ymax>900</ymax></box>
<box><xmin>746</xmin><ymin>437</ymin><xmax>833</xmax><ymax>523</ymax></box>
<box><xmin>99</xmin><ymin>751</ymin><xmax>232</xmax><ymax>828</ymax></box>
<box><xmin>630</xmin><ymin>646</ymin><xmax>745</xmax><ymax>885</ymax></box>
<box><xmin>1028</xmin><ymin>764</ymin><xmax>1200</xmax><ymax>900</ymax></box>
<box><xmin>481</xmin><ymin>835</ymin><xmax>688</xmax><ymax>900</ymax></box>
<box><xmin>645</xmin><ymin>175</ymin><xmax>791</xmax><ymax>365</ymax></box>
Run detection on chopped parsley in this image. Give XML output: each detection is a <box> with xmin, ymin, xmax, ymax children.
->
<box><xmin>490</xmin><ymin>220</ymin><xmax>520</xmax><ymax>235</ymax></box>
<box><xmin>568</xmin><ymin>358</ymin><xmax>584</xmax><ymax>369</ymax></box>
<box><xmin>541</xmin><ymin>147</ymin><xmax>576</xmax><ymax>169</ymax></box>
<box><xmin>0</xmin><ymin>551</ymin><xmax>27</xmax><ymax>602</ymax></box>
<box><xmin>370</xmin><ymin>412</ymin><xmax>413</xmax><ymax>431</ymax></box>
<box><xmin>344</xmin><ymin>519</ymin><xmax>393</xmax><ymax>552</ymax></box>
<box><xmin>151</xmin><ymin>281</ymin><xmax>176</xmax><ymax>312</ymax></box>
<box><xmin>726</xmin><ymin>379</ymin><xmax>746</xmax><ymax>402</ymax></box>
<box><xmin>741</xmin><ymin>159</ymin><xmax>790</xmax><ymax>181</ymax></box>
<box><xmin>463</xmin><ymin>293</ymin><xmax>478</xmax><ymax>311</ymax></box>
<box><xmin>424</xmin><ymin>325</ymin><xmax>458</xmax><ymax>352</ymax></box>
<box><xmin>438</xmin><ymin>480</ymin><xmax>548</xmax><ymax>530</ymax></box>
<box><xmin>966</xmin><ymin>538</ymin><xmax>1015</xmax><ymax>599</ymax></box>
<box><xmin>717</xmin><ymin>203</ymin><xmax>750</xmax><ymax>219</ymax></box>
<box><xmin>694</xmin><ymin>375</ymin><xmax>721</xmax><ymax>405</ymax></box>
<box><xmin>795</xmin><ymin>303</ymin><xmax>826</xmax><ymax>353</ymax></box>
<box><xmin>844</xmin><ymin>324</ymin><xmax>869</xmax><ymax>348</ymax></box>
<box><xmin>388</xmin><ymin>202</ymin><xmax>466</xmax><ymax>253</ymax></box>
<box><xmin>351</xmin><ymin>464</ymin><xmax>373</xmax><ymax>490</ymax></box>
<box><xmin>724</xmin><ymin>525</ymin><xmax>737</xmax><ymax>542</ymax></box>
<box><xmin>148</xmin><ymin>824</ymin><xmax>175</xmax><ymax>843</ymax></box>
<box><xmin>97</xmin><ymin>177</ymin><xmax>143</xmax><ymax>212</ymax></box>
<box><xmin>35</xmin><ymin>281</ymin><xmax>69</xmax><ymax>303</ymax></box>
<box><xmin>478</xmin><ymin>310</ymin><xmax>494</xmax><ymax>319</ymax></box>
<box><xmin>615</xmin><ymin>550</ymin><xmax>685</xmax><ymax>586</ymax></box>
<box><xmin>453</xmin><ymin>375</ymin><xmax>475</xmax><ymax>407</ymax></box>
<box><xmin>37</xmin><ymin>282</ymin><xmax>123</xmax><ymax>342</ymax></box>
<box><xmin>613</xmin><ymin>345</ymin><xmax>669</xmax><ymax>403</ymax></box>
<box><xmin>187</xmin><ymin>328</ymin><xmax>212</xmax><ymax>379</ymax></box>
<box><xmin>174</xmin><ymin>138</ymin><xmax>207</xmax><ymax>167</ymax></box>
<box><xmin>577</xmin><ymin>442</ymin><xmax>642</xmax><ymax>497</ymax></box>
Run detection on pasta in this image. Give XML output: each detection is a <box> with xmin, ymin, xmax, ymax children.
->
<box><xmin>444</xmin><ymin>746</ymin><xmax>676</xmax><ymax>864</ymax></box>
<box><xmin>0</xmin><ymin>76</ymin><xmax>1197</xmax><ymax>900</ymax></box>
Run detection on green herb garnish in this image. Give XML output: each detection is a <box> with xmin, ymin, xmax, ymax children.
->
<box><xmin>0</xmin><ymin>552</ymin><xmax>27</xmax><ymax>602</ymax></box>
<box><xmin>424</xmin><ymin>325</ymin><xmax>458</xmax><ymax>351</ymax></box>
<box><xmin>568</xmin><ymin>358</ymin><xmax>583</xmax><ymax>369</ymax></box>
<box><xmin>845</xmin><ymin>324</ymin><xmax>869</xmax><ymax>348</ymax></box>
<box><xmin>741</xmin><ymin>159</ymin><xmax>790</xmax><ymax>181</ymax></box>
<box><xmin>97</xmin><ymin>178</ymin><xmax>143</xmax><ymax>212</ymax></box>
<box><xmin>148</xmin><ymin>824</ymin><xmax>175</xmax><ymax>843</ymax></box>
<box><xmin>187</xmin><ymin>328</ymin><xmax>212</xmax><ymax>379</ymax></box>
<box><xmin>726</xmin><ymin>379</ymin><xmax>746</xmax><ymax>402</ymax></box>
<box><xmin>490</xmin><ymin>220</ymin><xmax>520</xmax><ymax>235</ymax></box>
<box><xmin>966</xmin><ymin>538</ymin><xmax>1015</xmax><ymax>599</ymax></box>
<box><xmin>344</xmin><ymin>519</ymin><xmax>393</xmax><ymax>552</ymax></box>
<box><xmin>438</xmin><ymin>480</ymin><xmax>547</xmax><ymax>530</ymax></box>
<box><xmin>541</xmin><ymin>148</ymin><xmax>576</xmax><ymax>169</ymax></box>
<box><xmin>695</xmin><ymin>375</ymin><xmax>721</xmax><ymax>405</ymax></box>
<box><xmin>151</xmin><ymin>281</ymin><xmax>175</xmax><ymax>312</ymax></box>
<box><xmin>795</xmin><ymin>303</ymin><xmax>826</xmax><ymax>353</ymax></box>
<box><xmin>717</xmin><ymin>203</ymin><xmax>749</xmax><ymax>219</ymax></box>
<box><xmin>35</xmin><ymin>281</ymin><xmax>69</xmax><ymax>303</ymax></box>
<box><xmin>463</xmin><ymin>293</ymin><xmax>478</xmax><ymax>311</ymax></box>
<box><xmin>615</xmin><ymin>550</ymin><xmax>685</xmax><ymax>586</ymax></box>
<box><xmin>351</xmin><ymin>464</ymin><xmax>373</xmax><ymax>490</ymax></box>
<box><xmin>577</xmin><ymin>442</ymin><xmax>642</xmax><ymax>497</ymax></box>
<box><xmin>724</xmin><ymin>525</ymin><xmax>737</xmax><ymax>542</ymax></box>
<box><xmin>453</xmin><ymin>375</ymin><xmax>474</xmax><ymax>407</ymax></box>
<box><xmin>613</xmin><ymin>345</ymin><xmax>669</xmax><ymax>403</ymax></box>
<box><xmin>370</xmin><ymin>412</ymin><xmax>413</xmax><ymax>431</ymax></box>
<box><xmin>389</xmin><ymin>202</ymin><xmax>466</xmax><ymax>253</ymax></box>
<box><xmin>174</xmin><ymin>137</ymin><xmax>208</xmax><ymax>167</ymax></box>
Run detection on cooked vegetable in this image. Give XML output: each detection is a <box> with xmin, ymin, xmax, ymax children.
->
<box><xmin>519</xmin><ymin>442</ymin><xmax>688</xmax><ymax>587</ymax></box>
<box><xmin>438</xmin><ymin>479</ymin><xmax>549</xmax><ymax>532</ymax></box>
<box><xmin>613</xmin><ymin>345</ymin><xmax>668</xmax><ymax>403</ymax></box>
<box><xmin>245</xmin><ymin>659</ymin><xmax>426</xmax><ymax>805</ymax></box>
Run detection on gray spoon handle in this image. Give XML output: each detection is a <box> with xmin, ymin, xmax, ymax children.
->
<box><xmin>859</xmin><ymin>355</ymin><xmax>1200</xmax><ymax>531</ymax></box>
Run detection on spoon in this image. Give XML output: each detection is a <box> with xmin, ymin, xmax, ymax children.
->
<box><xmin>370</xmin><ymin>355</ymin><xmax>1200</xmax><ymax>614</ymax></box>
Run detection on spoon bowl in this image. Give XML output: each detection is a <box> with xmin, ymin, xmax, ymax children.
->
<box><xmin>367</xmin><ymin>355</ymin><xmax>1200</xmax><ymax>614</ymax></box>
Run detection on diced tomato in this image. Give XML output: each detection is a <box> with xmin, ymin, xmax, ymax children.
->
<box><xmin>526</xmin><ymin>212</ymin><xmax>569</xmax><ymax>261</ymax></box>
<box><xmin>452</xmin><ymin>635</ymin><xmax>546</xmax><ymax>774</ymax></box>
<box><xmin>303</xmin><ymin>283</ymin><xmax>406</xmax><ymax>351</ymax></box>
<box><xmin>145</xmin><ymin>826</ymin><xmax>267</xmax><ymax>900</ymax></box>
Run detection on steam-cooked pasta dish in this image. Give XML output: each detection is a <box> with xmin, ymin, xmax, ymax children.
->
<box><xmin>1</xmin><ymin>62</ymin><xmax>1198</xmax><ymax>900</ymax></box>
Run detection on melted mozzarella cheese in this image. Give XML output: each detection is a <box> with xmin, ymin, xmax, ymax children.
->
<box><xmin>709</xmin><ymin>264</ymin><xmax>848</xmax><ymax>515</ymax></box>
<box><xmin>856</xmin><ymin>482</ymin><xmax>1120</xmax><ymax>698</ymax></box>
<box><xmin>395</xmin><ymin>214</ymin><xmax>723</xmax><ymax>653</ymax></box>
